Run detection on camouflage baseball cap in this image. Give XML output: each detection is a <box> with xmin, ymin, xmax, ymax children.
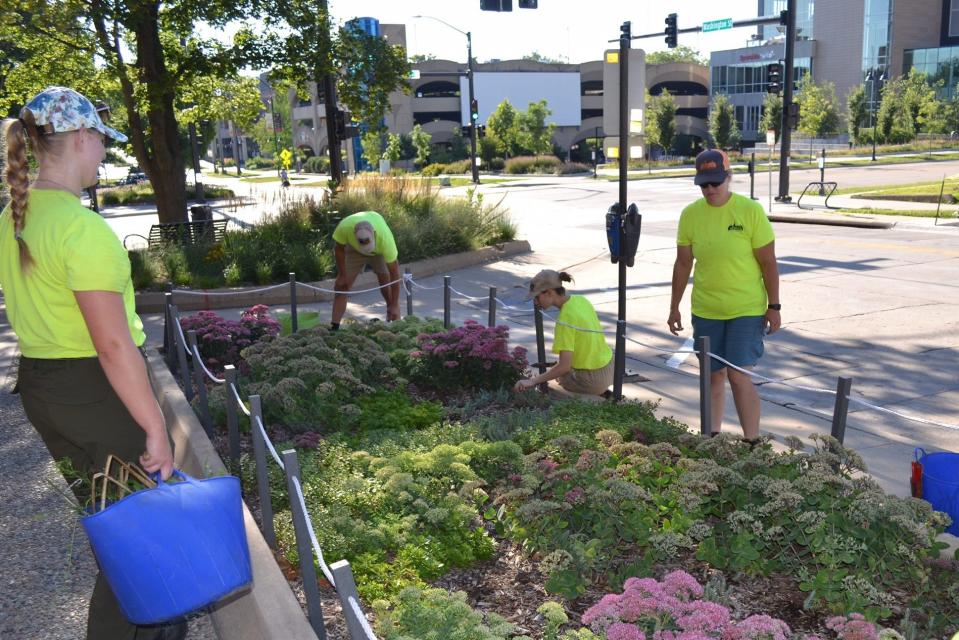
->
<box><xmin>23</xmin><ymin>86</ymin><xmax>127</xmax><ymax>143</ymax></box>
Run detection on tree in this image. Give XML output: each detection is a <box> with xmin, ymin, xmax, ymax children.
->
<box><xmin>410</xmin><ymin>123</ymin><xmax>432</xmax><ymax>167</ymax></box>
<box><xmin>257</xmin><ymin>2</ymin><xmax>410</xmax><ymax>186</ymax></box>
<box><xmin>478</xmin><ymin>136</ymin><xmax>499</xmax><ymax>166</ymax></box>
<box><xmin>487</xmin><ymin>100</ymin><xmax>520</xmax><ymax>157</ymax></box>
<box><xmin>522</xmin><ymin>51</ymin><xmax>566</xmax><ymax>64</ymax></box>
<box><xmin>708</xmin><ymin>93</ymin><xmax>740</xmax><ymax>150</ymax></box>
<box><xmin>795</xmin><ymin>75</ymin><xmax>840</xmax><ymax>138</ymax></box>
<box><xmin>447</xmin><ymin>126</ymin><xmax>469</xmax><ymax>161</ymax></box>
<box><xmin>645</xmin><ymin>46</ymin><xmax>708</xmax><ymax>66</ymax></box>
<box><xmin>645</xmin><ymin>90</ymin><xmax>677</xmax><ymax>156</ymax></box>
<box><xmin>409</xmin><ymin>53</ymin><xmax>436</xmax><ymax>63</ymax></box>
<box><xmin>248</xmin><ymin>80</ymin><xmax>296</xmax><ymax>159</ymax></box>
<box><xmin>5</xmin><ymin>0</ymin><xmax>257</xmax><ymax>222</ymax></box>
<box><xmin>845</xmin><ymin>84</ymin><xmax>868</xmax><ymax>144</ymax></box>
<box><xmin>518</xmin><ymin>100</ymin><xmax>555</xmax><ymax>155</ymax></box>
<box><xmin>759</xmin><ymin>92</ymin><xmax>783</xmax><ymax>143</ymax></box>
<box><xmin>361</xmin><ymin>128</ymin><xmax>384</xmax><ymax>167</ymax></box>
<box><xmin>384</xmin><ymin>133</ymin><xmax>402</xmax><ymax>163</ymax></box>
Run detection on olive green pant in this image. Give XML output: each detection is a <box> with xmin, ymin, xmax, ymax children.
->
<box><xmin>18</xmin><ymin>355</ymin><xmax>186</xmax><ymax>640</ymax></box>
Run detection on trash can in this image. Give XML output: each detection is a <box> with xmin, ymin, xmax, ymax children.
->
<box><xmin>915</xmin><ymin>448</ymin><xmax>959</xmax><ymax>536</ymax></box>
<box><xmin>190</xmin><ymin>205</ymin><xmax>212</xmax><ymax>223</ymax></box>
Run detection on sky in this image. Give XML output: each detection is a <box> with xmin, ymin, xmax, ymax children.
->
<box><xmin>325</xmin><ymin>0</ymin><xmax>764</xmax><ymax>64</ymax></box>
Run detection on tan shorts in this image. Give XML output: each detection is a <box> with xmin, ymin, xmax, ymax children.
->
<box><xmin>343</xmin><ymin>245</ymin><xmax>389</xmax><ymax>281</ymax></box>
<box><xmin>557</xmin><ymin>358</ymin><xmax>614</xmax><ymax>396</ymax></box>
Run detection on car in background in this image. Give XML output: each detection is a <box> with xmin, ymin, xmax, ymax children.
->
<box><xmin>122</xmin><ymin>167</ymin><xmax>148</xmax><ymax>185</ymax></box>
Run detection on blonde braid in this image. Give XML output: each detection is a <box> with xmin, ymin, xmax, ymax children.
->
<box><xmin>1</xmin><ymin>117</ymin><xmax>34</xmax><ymax>268</ymax></box>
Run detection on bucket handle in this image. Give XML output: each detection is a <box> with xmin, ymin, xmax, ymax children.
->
<box><xmin>914</xmin><ymin>447</ymin><xmax>927</xmax><ymax>463</ymax></box>
<box><xmin>150</xmin><ymin>469</ymin><xmax>197</xmax><ymax>487</ymax></box>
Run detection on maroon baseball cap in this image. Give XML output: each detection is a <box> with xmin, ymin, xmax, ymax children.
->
<box><xmin>694</xmin><ymin>149</ymin><xmax>731</xmax><ymax>185</ymax></box>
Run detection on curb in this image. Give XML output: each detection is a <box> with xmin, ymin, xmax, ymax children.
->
<box><xmin>767</xmin><ymin>213</ymin><xmax>896</xmax><ymax>229</ymax></box>
<box><xmin>148</xmin><ymin>348</ymin><xmax>319</xmax><ymax>640</ymax></box>
<box><xmin>135</xmin><ymin>240</ymin><xmax>532</xmax><ymax>313</ymax></box>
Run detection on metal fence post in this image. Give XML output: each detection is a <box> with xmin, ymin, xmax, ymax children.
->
<box><xmin>281</xmin><ymin>449</ymin><xmax>327</xmax><ymax>640</ymax></box>
<box><xmin>698</xmin><ymin>336</ymin><xmax>713</xmax><ymax>436</ymax></box>
<box><xmin>249</xmin><ymin>395</ymin><xmax>276</xmax><ymax>549</ymax></box>
<box><xmin>488</xmin><ymin>286</ymin><xmax>497</xmax><ymax>327</ymax></box>
<box><xmin>534</xmin><ymin>302</ymin><xmax>548</xmax><ymax>393</ymax></box>
<box><xmin>164</xmin><ymin>292</ymin><xmax>175</xmax><ymax>369</ymax></box>
<box><xmin>331</xmin><ymin>560</ymin><xmax>374</xmax><ymax>640</ymax></box>
<box><xmin>171</xmin><ymin>305</ymin><xmax>193</xmax><ymax>401</ymax></box>
<box><xmin>187</xmin><ymin>330</ymin><xmax>212</xmax><ymax>437</ymax></box>
<box><xmin>224</xmin><ymin>365</ymin><xmax>240</xmax><ymax>467</ymax></box>
<box><xmin>830</xmin><ymin>376</ymin><xmax>853</xmax><ymax>444</ymax></box>
<box><xmin>404</xmin><ymin>268</ymin><xmax>413</xmax><ymax>317</ymax></box>
<box><xmin>443</xmin><ymin>276</ymin><xmax>451</xmax><ymax>328</ymax></box>
<box><xmin>289</xmin><ymin>272</ymin><xmax>298</xmax><ymax>333</ymax></box>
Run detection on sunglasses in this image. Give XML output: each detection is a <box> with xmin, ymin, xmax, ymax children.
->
<box><xmin>700</xmin><ymin>181</ymin><xmax>724</xmax><ymax>189</ymax></box>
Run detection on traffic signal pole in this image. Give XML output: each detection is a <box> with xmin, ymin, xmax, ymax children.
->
<box><xmin>612</xmin><ymin>21</ymin><xmax>630</xmax><ymax>401</ymax></box>
<box><xmin>776</xmin><ymin>0</ymin><xmax>797</xmax><ymax>202</ymax></box>
<box><xmin>467</xmin><ymin>32</ymin><xmax>480</xmax><ymax>184</ymax></box>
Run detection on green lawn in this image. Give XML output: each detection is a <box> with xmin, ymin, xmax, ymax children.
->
<box><xmin>448</xmin><ymin>177</ymin><xmax>520</xmax><ymax>187</ymax></box>
<box><xmin>831</xmin><ymin>179</ymin><xmax>959</xmax><ymax>198</ymax></box>
<box><xmin>836</xmin><ymin>206</ymin><xmax>958</xmax><ymax>218</ymax></box>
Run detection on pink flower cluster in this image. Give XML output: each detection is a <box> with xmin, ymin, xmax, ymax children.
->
<box><xmin>582</xmin><ymin>571</ymin><xmax>793</xmax><ymax>640</ymax></box>
<box><xmin>179</xmin><ymin>304</ymin><xmax>280</xmax><ymax>374</ymax></box>
<box><xmin>410</xmin><ymin>320</ymin><xmax>528</xmax><ymax>390</ymax></box>
<box><xmin>824</xmin><ymin>614</ymin><xmax>881</xmax><ymax>640</ymax></box>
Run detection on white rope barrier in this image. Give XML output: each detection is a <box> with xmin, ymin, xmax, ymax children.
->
<box><xmin>348</xmin><ymin>596</ymin><xmax>378</xmax><ymax>640</ymax></box>
<box><xmin>447</xmin><ymin>285</ymin><xmax>489</xmax><ymax>301</ymax></box>
<box><xmin>625</xmin><ymin>334</ymin><xmax>699</xmax><ymax>356</ymax></box>
<box><xmin>255</xmin><ymin>415</ymin><xmax>285</xmax><ymax>469</ymax></box>
<box><xmin>191</xmin><ymin>344</ymin><xmax>225</xmax><ymax>384</ymax></box>
<box><xmin>291</xmin><ymin>476</ymin><xmax>336</xmax><ymax>585</ymax></box>
<box><xmin>406</xmin><ymin>277</ymin><xmax>445</xmax><ymax>291</ymax></box>
<box><xmin>297</xmin><ymin>276</ymin><xmax>404</xmax><ymax>296</ymax></box>
<box><xmin>171</xmin><ymin>282</ymin><xmax>289</xmax><ymax>296</ymax></box>
<box><xmin>229</xmin><ymin>383</ymin><xmax>251</xmax><ymax>417</ymax></box>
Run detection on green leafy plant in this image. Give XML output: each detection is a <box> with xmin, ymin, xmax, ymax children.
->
<box><xmin>373</xmin><ymin>587</ymin><xmax>516</xmax><ymax>640</ymax></box>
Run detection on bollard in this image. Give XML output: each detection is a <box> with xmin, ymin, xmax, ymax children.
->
<box><xmin>249</xmin><ymin>396</ymin><xmax>276</xmax><ymax>549</ymax></box>
<box><xmin>488</xmin><ymin>287</ymin><xmax>497</xmax><ymax>327</ymax></box>
<box><xmin>224</xmin><ymin>365</ymin><xmax>240</xmax><ymax>468</ymax></box>
<box><xmin>749</xmin><ymin>152</ymin><xmax>756</xmax><ymax>200</ymax></box>
<box><xmin>697</xmin><ymin>336</ymin><xmax>713</xmax><ymax>436</ymax></box>
<box><xmin>612</xmin><ymin>319</ymin><xmax>626</xmax><ymax>402</ymax></box>
<box><xmin>164</xmin><ymin>292</ymin><xmax>176</xmax><ymax>370</ymax></box>
<box><xmin>534</xmin><ymin>302</ymin><xmax>548</xmax><ymax>393</ymax></box>
<box><xmin>404</xmin><ymin>268</ymin><xmax>413</xmax><ymax>317</ymax></box>
<box><xmin>289</xmin><ymin>272</ymin><xmax>298</xmax><ymax>333</ymax></box>
<box><xmin>171</xmin><ymin>305</ymin><xmax>193</xmax><ymax>401</ymax></box>
<box><xmin>818</xmin><ymin>148</ymin><xmax>826</xmax><ymax>196</ymax></box>
<box><xmin>443</xmin><ymin>276</ymin><xmax>451</xmax><ymax>328</ymax></box>
<box><xmin>187</xmin><ymin>330</ymin><xmax>212</xmax><ymax>437</ymax></box>
<box><xmin>281</xmin><ymin>449</ymin><xmax>327</xmax><ymax>640</ymax></box>
<box><xmin>830</xmin><ymin>376</ymin><xmax>853</xmax><ymax>444</ymax></box>
<box><xmin>331</xmin><ymin>560</ymin><xmax>372</xmax><ymax>640</ymax></box>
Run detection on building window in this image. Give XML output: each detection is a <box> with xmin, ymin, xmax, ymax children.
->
<box><xmin>581</xmin><ymin>108</ymin><xmax>603</xmax><ymax>120</ymax></box>
<box><xmin>415</xmin><ymin>81</ymin><xmax>460</xmax><ymax>98</ymax></box>
<box><xmin>581</xmin><ymin>80</ymin><xmax>603</xmax><ymax>96</ymax></box>
<box><xmin>952</xmin><ymin>0</ymin><xmax>959</xmax><ymax>37</ymax></box>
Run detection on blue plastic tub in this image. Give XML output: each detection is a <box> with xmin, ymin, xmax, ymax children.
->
<box><xmin>82</xmin><ymin>470</ymin><xmax>252</xmax><ymax>624</ymax></box>
<box><xmin>915</xmin><ymin>448</ymin><xmax>959</xmax><ymax>537</ymax></box>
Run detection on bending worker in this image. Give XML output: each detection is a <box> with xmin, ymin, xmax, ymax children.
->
<box><xmin>667</xmin><ymin>149</ymin><xmax>781</xmax><ymax>444</ymax></box>
<box><xmin>514</xmin><ymin>269</ymin><xmax>613</xmax><ymax>397</ymax></box>
<box><xmin>331</xmin><ymin>210</ymin><xmax>401</xmax><ymax>328</ymax></box>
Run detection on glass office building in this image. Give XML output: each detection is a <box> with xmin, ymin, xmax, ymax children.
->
<box><xmin>904</xmin><ymin>46</ymin><xmax>959</xmax><ymax>98</ymax></box>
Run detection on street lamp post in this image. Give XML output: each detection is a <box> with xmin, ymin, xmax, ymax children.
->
<box><xmin>413</xmin><ymin>15</ymin><xmax>480</xmax><ymax>184</ymax></box>
<box><xmin>866</xmin><ymin>69</ymin><xmax>886</xmax><ymax>162</ymax></box>
<box><xmin>268</xmin><ymin>95</ymin><xmax>282</xmax><ymax>177</ymax></box>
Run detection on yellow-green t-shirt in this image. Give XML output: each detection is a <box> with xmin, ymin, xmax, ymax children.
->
<box><xmin>677</xmin><ymin>192</ymin><xmax>775</xmax><ymax>320</ymax></box>
<box><xmin>553</xmin><ymin>295</ymin><xmax>612</xmax><ymax>370</ymax></box>
<box><xmin>0</xmin><ymin>189</ymin><xmax>145</xmax><ymax>358</ymax></box>
<box><xmin>332</xmin><ymin>211</ymin><xmax>398</xmax><ymax>263</ymax></box>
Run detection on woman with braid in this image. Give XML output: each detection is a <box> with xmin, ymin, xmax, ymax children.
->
<box><xmin>0</xmin><ymin>87</ymin><xmax>182</xmax><ymax>640</ymax></box>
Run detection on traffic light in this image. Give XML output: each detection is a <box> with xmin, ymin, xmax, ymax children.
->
<box><xmin>518</xmin><ymin>0</ymin><xmax>537</xmax><ymax>7</ymax></box>
<box><xmin>766</xmin><ymin>62</ymin><xmax>783</xmax><ymax>94</ymax></box>
<box><xmin>664</xmin><ymin>13</ymin><xmax>678</xmax><ymax>49</ymax></box>
<box><xmin>621</xmin><ymin>21</ymin><xmax>631</xmax><ymax>40</ymax></box>
<box><xmin>779</xmin><ymin>9</ymin><xmax>789</xmax><ymax>25</ymax></box>
<box><xmin>333</xmin><ymin>109</ymin><xmax>346</xmax><ymax>139</ymax></box>
<box><xmin>787</xmin><ymin>101</ymin><xmax>800</xmax><ymax>129</ymax></box>
<box><xmin>480</xmin><ymin>0</ymin><xmax>513</xmax><ymax>10</ymax></box>
<box><xmin>470</xmin><ymin>99</ymin><xmax>479</xmax><ymax>122</ymax></box>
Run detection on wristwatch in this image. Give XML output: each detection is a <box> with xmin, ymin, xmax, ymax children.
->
<box><xmin>768</xmin><ymin>303</ymin><xmax>782</xmax><ymax>311</ymax></box>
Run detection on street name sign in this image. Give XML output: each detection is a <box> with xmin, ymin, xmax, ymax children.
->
<box><xmin>702</xmin><ymin>18</ymin><xmax>733</xmax><ymax>32</ymax></box>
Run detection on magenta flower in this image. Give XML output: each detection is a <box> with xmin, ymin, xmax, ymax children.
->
<box><xmin>607</xmin><ymin>622</ymin><xmax>646</xmax><ymax>640</ymax></box>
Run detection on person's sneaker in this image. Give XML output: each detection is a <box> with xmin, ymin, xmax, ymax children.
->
<box><xmin>601</xmin><ymin>389</ymin><xmax>613</xmax><ymax>400</ymax></box>
<box><xmin>744</xmin><ymin>437</ymin><xmax>762</xmax><ymax>449</ymax></box>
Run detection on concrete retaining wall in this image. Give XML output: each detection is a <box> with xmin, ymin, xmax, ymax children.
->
<box><xmin>136</xmin><ymin>240</ymin><xmax>532</xmax><ymax>313</ymax></box>
<box><xmin>148</xmin><ymin>349</ymin><xmax>319</xmax><ymax>640</ymax></box>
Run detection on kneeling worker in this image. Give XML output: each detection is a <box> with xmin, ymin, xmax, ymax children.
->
<box><xmin>514</xmin><ymin>269</ymin><xmax>613</xmax><ymax>397</ymax></box>
<box><xmin>331</xmin><ymin>211</ymin><xmax>401</xmax><ymax>328</ymax></box>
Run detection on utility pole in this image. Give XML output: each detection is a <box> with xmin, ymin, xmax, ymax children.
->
<box><xmin>318</xmin><ymin>0</ymin><xmax>342</xmax><ymax>186</ymax></box>
<box><xmin>776</xmin><ymin>0</ymin><xmax>796</xmax><ymax>202</ymax></box>
<box><xmin>612</xmin><ymin>20</ymin><xmax>630</xmax><ymax>401</ymax></box>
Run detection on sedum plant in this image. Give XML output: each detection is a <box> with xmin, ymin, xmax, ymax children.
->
<box><xmin>410</xmin><ymin>321</ymin><xmax>529</xmax><ymax>391</ymax></box>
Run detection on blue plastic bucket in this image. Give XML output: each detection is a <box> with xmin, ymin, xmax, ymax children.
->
<box><xmin>915</xmin><ymin>448</ymin><xmax>959</xmax><ymax>537</ymax></box>
<box><xmin>82</xmin><ymin>471</ymin><xmax>252</xmax><ymax>624</ymax></box>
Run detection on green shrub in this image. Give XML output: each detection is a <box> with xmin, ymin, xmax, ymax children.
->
<box><xmin>303</xmin><ymin>155</ymin><xmax>330</xmax><ymax>174</ymax></box>
<box><xmin>504</xmin><ymin>155</ymin><xmax>562</xmax><ymax>174</ymax></box>
<box><xmin>128</xmin><ymin>250</ymin><xmax>156</xmax><ymax>289</ymax></box>
<box><xmin>442</xmin><ymin>159</ymin><xmax>472</xmax><ymax>174</ymax></box>
<box><xmin>486</xmin><ymin>157</ymin><xmax>505</xmax><ymax>171</ymax></box>
<box><xmin>354</xmin><ymin>390</ymin><xmax>443</xmax><ymax>432</ymax></box>
<box><xmin>245</xmin><ymin>156</ymin><xmax>277</xmax><ymax>170</ymax></box>
<box><xmin>100</xmin><ymin>183</ymin><xmax>234</xmax><ymax>205</ymax></box>
<box><xmin>374</xmin><ymin>587</ymin><xmax>517</xmax><ymax>640</ymax></box>
<box><xmin>421</xmin><ymin>163</ymin><xmax>446</xmax><ymax>177</ymax></box>
<box><xmin>341</xmin><ymin>316</ymin><xmax>445</xmax><ymax>374</ymax></box>
<box><xmin>558</xmin><ymin>162</ymin><xmax>591</xmax><ymax>175</ymax></box>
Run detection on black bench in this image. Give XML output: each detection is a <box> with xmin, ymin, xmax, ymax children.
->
<box><xmin>146</xmin><ymin>219</ymin><xmax>228</xmax><ymax>248</ymax></box>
